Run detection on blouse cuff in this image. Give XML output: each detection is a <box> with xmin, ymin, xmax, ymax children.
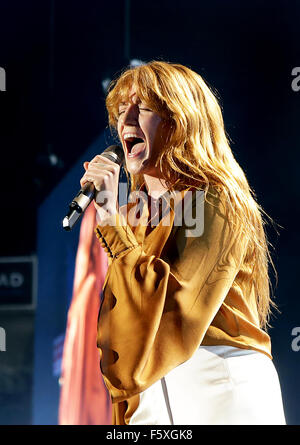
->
<box><xmin>95</xmin><ymin>213</ymin><xmax>139</xmax><ymax>258</ymax></box>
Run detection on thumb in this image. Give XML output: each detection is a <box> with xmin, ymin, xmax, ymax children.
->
<box><xmin>83</xmin><ymin>161</ymin><xmax>89</xmax><ymax>171</ymax></box>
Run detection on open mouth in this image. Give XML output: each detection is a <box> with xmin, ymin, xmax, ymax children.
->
<box><xmin>124</xmin><ymin>136</ymin><xmax>146</xmax><ymax>157</ymax></box>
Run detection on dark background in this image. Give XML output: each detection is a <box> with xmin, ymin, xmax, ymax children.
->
<box><xmin>0</xmin><ymin>0</ymin><xmax>299</xmax><ymax>424</ymax></box>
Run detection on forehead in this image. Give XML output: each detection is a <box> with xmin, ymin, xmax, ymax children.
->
<box><xmin>118</xmin><ymin>84</ymin><xmax>142</xmax><ymax>107</ymax></box>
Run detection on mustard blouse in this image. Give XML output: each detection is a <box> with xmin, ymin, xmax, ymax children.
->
<box><xmin>94</xmin><ymin>184</ymin><xmax>272</xmax><ymax>425</ymax></box>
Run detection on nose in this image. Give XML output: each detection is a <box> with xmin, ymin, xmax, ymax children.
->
<box><xmin>121</xmin><ymin>104</ymin><xmax>139</xmax><ymax>126</ymax></box>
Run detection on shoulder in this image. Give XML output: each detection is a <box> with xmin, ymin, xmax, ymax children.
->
<box><xmin>176</xmin><ymin>185</ymin><xmax>229</xmax><ymax>228</ymax></box>
<box><xmin>173</xmin><ymin>184</ymin><xmax>245</xmax><ymax>249</ymax></box>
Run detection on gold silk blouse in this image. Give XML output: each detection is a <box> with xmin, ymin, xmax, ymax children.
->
<box><xmin>94</xmin><ymin>185</ymin><xmax>272</xmax><ymax>425</ymax></box>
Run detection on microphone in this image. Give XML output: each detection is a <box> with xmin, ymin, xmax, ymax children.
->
<box><xmin>62</xmin><ymin>145</ymin><xmax>124</xmax><ymax>231</ymax></box>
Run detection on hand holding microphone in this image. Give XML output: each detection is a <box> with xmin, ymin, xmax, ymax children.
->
<box><xmin>81</xmin><ymin>153</ymin><xmax>120</xmax><ymax>220</ymax></box>
<box><xmin>63</xmin><ymin>145</ymin><xmax>124</xmax><ymax>231</ymax></box>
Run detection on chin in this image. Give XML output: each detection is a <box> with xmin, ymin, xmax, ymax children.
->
<box><xmin>126</xmin><ymin>158</ymin><xmax>151</xmax><ymax>176</ymax></box>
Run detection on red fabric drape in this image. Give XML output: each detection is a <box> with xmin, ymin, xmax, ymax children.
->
<box><xmin>58</xmin><ymin>204</ymin><xmax>112</xmax><ymax>425</ymax></box>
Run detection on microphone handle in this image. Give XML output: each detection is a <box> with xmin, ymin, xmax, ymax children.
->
<box><xmin>62</xmin><ymin>182</ymin><xmax>96</xmax><ymax>231</ymax></box>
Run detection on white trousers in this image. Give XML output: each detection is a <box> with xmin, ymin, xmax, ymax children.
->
<box><xmin>129</xmin><ymin>346</ymin><xmax>286</xmax><ymax>425</ymax></box>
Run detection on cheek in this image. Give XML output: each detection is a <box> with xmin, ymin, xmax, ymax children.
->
<box><xmin>146</xmin><ymin>116</ymin><xmax>162</xmax><ymax>144</ymax></box>
<box><xmin>153</xmin><ymin>122</ymin><xmax>168</xmax><ymax>149</ymax></box>
<box><xmin>117</xmin><ymin>121</ymin><xmax>121</xmax><ymax>137</ymax></box>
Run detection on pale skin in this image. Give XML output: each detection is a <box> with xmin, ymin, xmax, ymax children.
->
<box><xmin>80</xmin><ymin>85</ymin><xmax>170</xmax><ymax>222</ymax></box>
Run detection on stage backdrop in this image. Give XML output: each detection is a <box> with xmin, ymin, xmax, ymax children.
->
<box><xmin>33</xmin><ymin>129</ymin><xmax>127</xmax><ymax>425</ymax></box>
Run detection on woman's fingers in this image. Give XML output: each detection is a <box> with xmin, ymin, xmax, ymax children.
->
<box><xmin>80</xmin><ymin>167</ymin><xmax>110</xmax><ymax>186</ymax></box>
<box><xmin>81</xmin><ymin>153</ymin><xmax>120</xmax><ymax>217</ymax></box>
<box><xmin>80</xmin><ymin>163</ymin><xmax>120</xmax><ymax>190</ymax></box>
<box><xmin>83</xmin><ymin>155</ymin><xmax>110</xmax><ymax>172</ymax></box>
<box><xmin>83</xmin><ymin>162</ymin><xmax>119</xmax><ymax>179</ymax></box>
<box><xmin>88</xmin><ymin>154</ymin><xmax>116</xmax><ymax>167</ymax></box>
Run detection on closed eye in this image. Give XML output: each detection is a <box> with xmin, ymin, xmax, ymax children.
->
<box><xmin>117</xmin><ymin>105</ymin><xmax>153</xmax><ymax>118</ymax></box>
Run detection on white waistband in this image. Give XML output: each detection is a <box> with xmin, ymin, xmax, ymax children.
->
<box><xmin>198</xmin><ymin>345</ymin><xmax>260</xmax><ymax>359</ymax></box>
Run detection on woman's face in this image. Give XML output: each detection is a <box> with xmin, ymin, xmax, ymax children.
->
<box><xmin>117</xmin><ymin>85</ymin><xmax>167</xmax><ymax>177</ymax></box>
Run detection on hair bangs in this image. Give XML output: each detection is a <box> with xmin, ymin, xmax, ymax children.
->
<box><xmin>106</xmin><ymin>65</ymin><xmax>172</xmax><ymax>128</ymax></box>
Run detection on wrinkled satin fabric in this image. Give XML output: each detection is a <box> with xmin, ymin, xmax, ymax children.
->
<box><xmin>95</xmin><ymin>185</ymin><xmax>273</xmax><ymax>425</ymax></box>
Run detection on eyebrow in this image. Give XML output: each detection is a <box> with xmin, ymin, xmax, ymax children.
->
<box><xmin>118</xmin><ymin>98</ymin><xmax>142</xmax><ymax>108</ymax></box>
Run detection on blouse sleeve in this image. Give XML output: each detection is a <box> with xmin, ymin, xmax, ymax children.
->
<box><xmin>95</xmin><ymin>189</ymin><xmax>248</xmax><ymax>403</ymax></box>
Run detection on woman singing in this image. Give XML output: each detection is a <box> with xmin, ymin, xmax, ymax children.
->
<box><xmin>80</xmin><ymin>61</ymin><xmax>286</xmax><ymax>425</ymax></box>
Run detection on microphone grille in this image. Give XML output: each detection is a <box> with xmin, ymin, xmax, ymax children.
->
<box><xmin>102</xmin><ymin>145</ymin><xmax>124</xmax><ymax>165</ymax></box>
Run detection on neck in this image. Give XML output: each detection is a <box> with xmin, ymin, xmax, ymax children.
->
<box><xmin>143</xmin><ymin>174</ymin><xmax>169</xmax><ymax>199</ymax></box>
